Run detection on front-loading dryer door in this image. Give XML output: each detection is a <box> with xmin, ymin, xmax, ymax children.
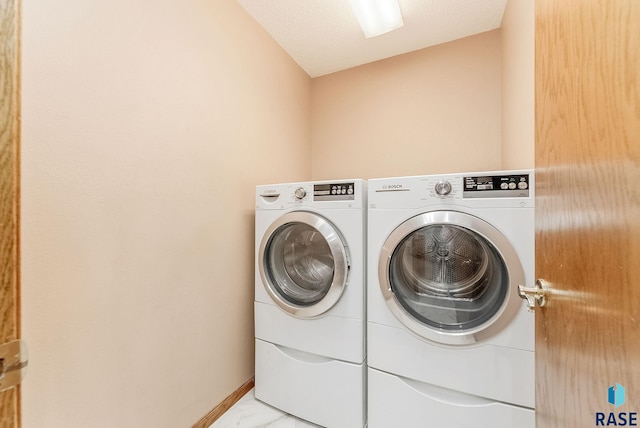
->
<box><xmin>379</xmin><ymin>211</ymin><xmax>524</xmax><ymax>346</ymax></box>
<box><xmin>259</xmin><ymin>211</ymin><xmax>349</xmax><ymax>319</ymax></box>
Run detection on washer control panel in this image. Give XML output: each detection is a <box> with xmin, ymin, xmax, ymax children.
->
<box><xmin>463</xmin><ymin>174</ymin><xmax>530</xmax><ymax>198</ymax></box>
<box><xmin>314</xmin><ymin>182</ymin><xmax>356</xmax><ymax>201</ymax></box>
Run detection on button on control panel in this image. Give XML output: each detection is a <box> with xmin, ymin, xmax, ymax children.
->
<box><xmin>434</xmin><ymin>181</ymin><xmax>452</xmax><ymax>196</ymax></box>
<box><xmin>294</xmin><ymin>187</ymin><xmax>307</xmax><ymax>200</ymax></box>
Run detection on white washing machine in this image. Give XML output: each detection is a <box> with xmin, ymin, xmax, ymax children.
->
<box><xmin>255</xmin><ymin>179</ymin><xmax>367</xmax><ymax>428</ymax></box>
<box><xmin>367</xmin><ymin>170</ymin><xmax>535</xmax><ymax>428</ymax></box>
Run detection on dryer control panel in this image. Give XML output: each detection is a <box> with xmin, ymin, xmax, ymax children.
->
<box><xmin>463</xmin><ymin>174</ymin><xmax>530</xmax><ymax>198</ymax></box>
<box><xmin>313</xmin><ymin>182</ymin><xmax>356</xmax><ymax>201</ymax></box>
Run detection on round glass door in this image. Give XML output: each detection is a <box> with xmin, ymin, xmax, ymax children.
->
<box><xmin>379</xmin><ymin>211</ymin><xmax>524</xmax><ymax>345</ymax></box>
<box><xmin>259</xmin><ymin>211</ymin><xmax>349</xmax><ymax>318</ymax></box>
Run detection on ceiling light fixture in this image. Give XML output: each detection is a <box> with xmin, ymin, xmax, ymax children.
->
<box><xmin>348</xmin><ymin>0</ymin><xmax>404</xmax><ymax>38</ymax></box>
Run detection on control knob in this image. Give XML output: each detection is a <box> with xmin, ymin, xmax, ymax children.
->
<box><xmin>294</xmin><ymin>187</ymin><xmax>307</xmax><ymax>200</ymax></box>
<box><xmin>434</xmin><ymin>181</ymin><xmax>452</xmax><ymax>196</ymax></box>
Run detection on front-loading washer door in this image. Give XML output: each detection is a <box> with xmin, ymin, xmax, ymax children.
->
<box><xmin>379</xmin><ymin>211</ymin><xmax>524</xmax><ymax>346</ymax></box>
<box><xmin>259</xmin><ymin>211</ymin><xmax>349</xmax><ymax>319</ymax></box>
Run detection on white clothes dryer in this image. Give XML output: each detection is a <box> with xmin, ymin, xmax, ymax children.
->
<box><xmin>367</xmin><ymin>170</ymin><xmax>535</xmax><ymax>428</ymax></box>
<box><xmin>255</xmin><ymin>179</ymin><xmax>367</xmax><ymax>428</ymax></box>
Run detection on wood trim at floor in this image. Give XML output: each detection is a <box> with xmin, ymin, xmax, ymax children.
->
<box><xmin>192</xmin><ymin>377</ymin><xmax>255</xmax><ymax>428</ymax></box>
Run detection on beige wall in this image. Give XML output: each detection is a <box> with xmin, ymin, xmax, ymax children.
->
<box><xmin>310</xmin><ymin>30</ymin><xmax>503</xmax><ymax>180</ymax></box>
<box><xmin>20</xmin><ymin>0</ymin><xmax>310</xmax><ymax>427</ymax></box>
<box><xmin>501</xmin><ymin>0</ymin><xmax>535</xmax><ymax>168</ymax></box>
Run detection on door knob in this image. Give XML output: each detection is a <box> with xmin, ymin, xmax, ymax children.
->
<box><xmin>0</xmin><ymin>339</ymin><xmax>28</xmax><ymax>392</ymax></box>
<box><xmin>517</xmin><ymin>279</ymin><xmax>550</xmax><ymax>311</ymax></box>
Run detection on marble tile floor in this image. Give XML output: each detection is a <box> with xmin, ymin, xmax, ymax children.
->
<box><xmin>209</xmin><ymin>388</ymin><xmax>322</xmax><ymax>428</ymax></box>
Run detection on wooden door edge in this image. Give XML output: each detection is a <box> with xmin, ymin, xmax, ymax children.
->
<box><xmin>0</xmin><ymin>0</ymin><xmax>22</xmax><ymax>426</ymax></box>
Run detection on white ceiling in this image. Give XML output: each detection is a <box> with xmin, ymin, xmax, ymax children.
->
<box><xmin>237</xmin><ymin>0</ymin><xmax>509</xmax><ymax>77</ymax></box>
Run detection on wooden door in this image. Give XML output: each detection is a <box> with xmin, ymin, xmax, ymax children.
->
<box><xmin>535</xmin><ymin>0</ymin><xmax>640</xmax><ymax>426</ymax></box>
<box><xmin>0</xmin><ymin>0</ymin><xmax>20</xmax><ymax>426</ymax></box>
